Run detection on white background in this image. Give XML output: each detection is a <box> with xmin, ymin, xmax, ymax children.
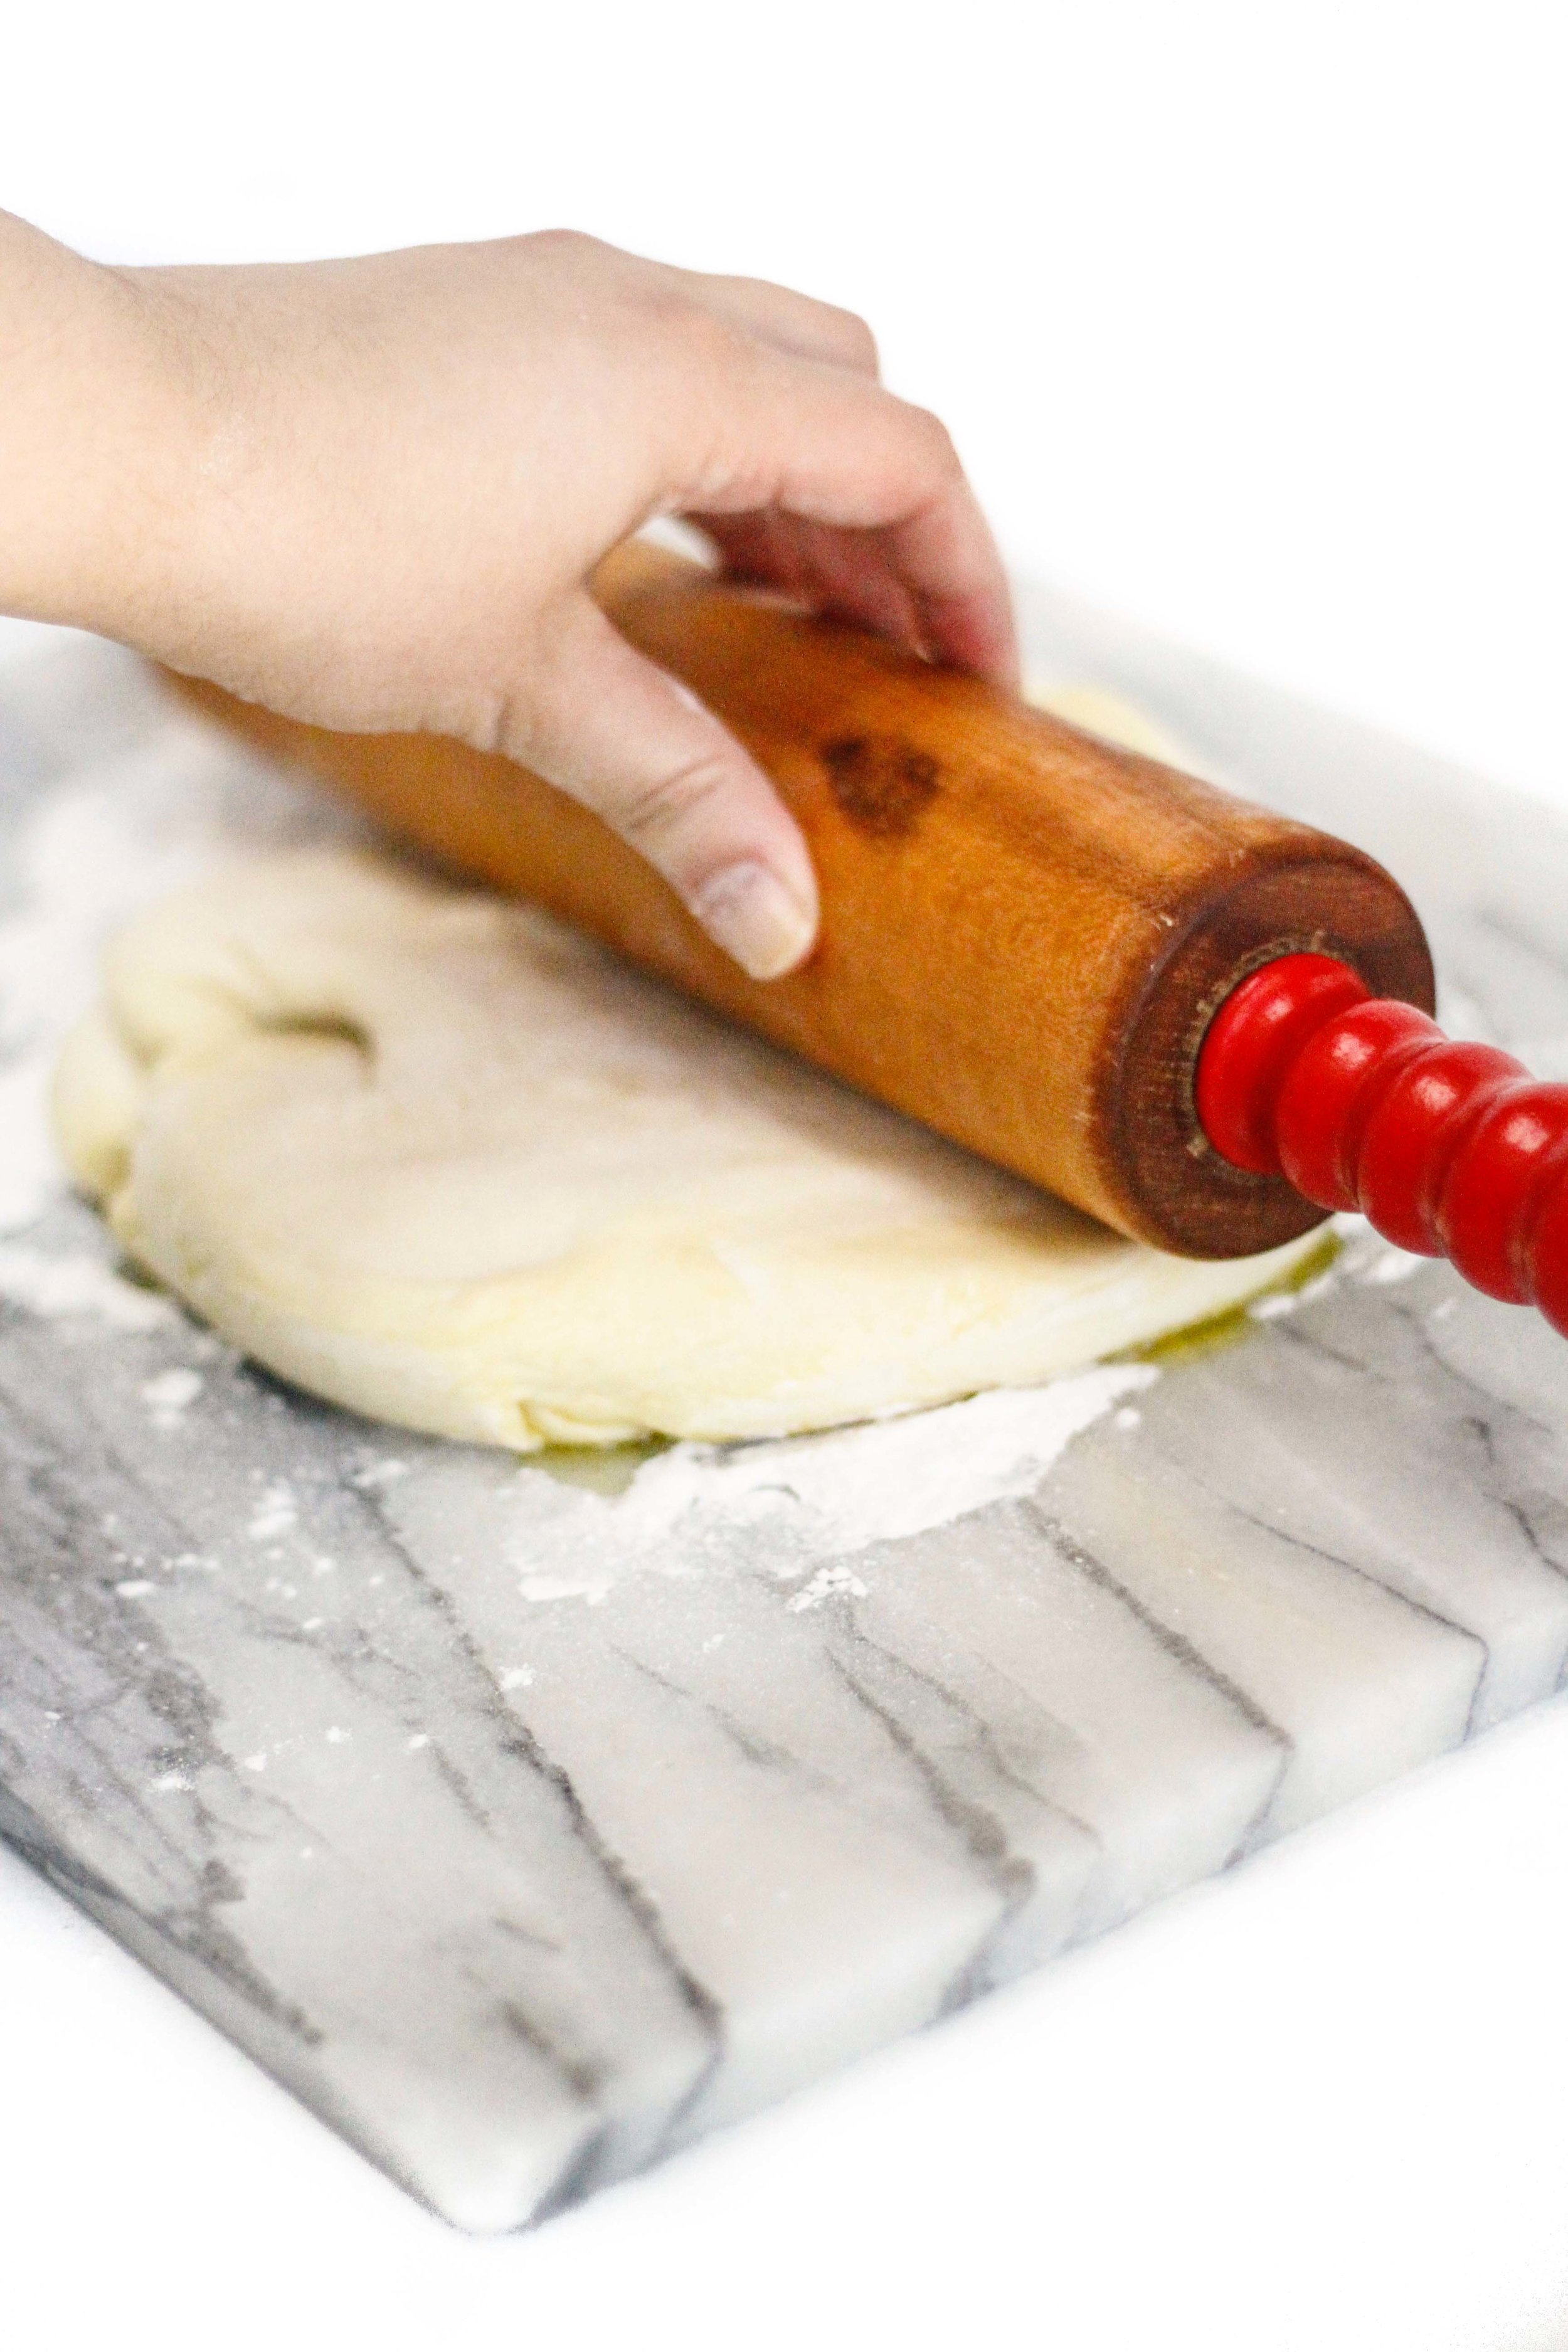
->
<box><xmin>3</xmin><ymin>4</ymin><xmax>1568</xmax><ymax>2346</ymax></box>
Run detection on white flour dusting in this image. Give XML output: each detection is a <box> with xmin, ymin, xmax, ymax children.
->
<box><xmin>0</xmin><ymin>1241</ymin><xmax>176</xmax><ymax>1330</ymax></box>
<box><xmin>1363</xmin><ymin>1246</ymin><xmax>1431</xmax><ymax>1286</ymax></box>
<box><xmin>788</xmin><ymin>1564</ymin><xmax>871</xmax><ymax>1612</ymax></box>
<box><xmin>140</xmin><ymin>1366</ymin><xmax>206</xmax><ymax>1428</ymax></box>
<box><xmin>627</xmin><ymin>1365</ymin><xmax>1157</xmax><ymax>1554</ymax></box>
<box><xmin>483</xmin><ymin>1362</ymin><xmax>1159</xmax><ymax>1606</ymax></box>
<box><xmin>141</xmin><ymin>1367</ymin><xmax>204</xmax><ymax>1411</ymax></box>
<box><xmin>247</xmin><ymin>1484</ymin><xmax>299</xmax><ymax>1541</ymax></box>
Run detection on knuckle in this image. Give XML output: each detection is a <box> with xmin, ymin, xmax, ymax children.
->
<box><xmin>901</xmin><ymin>403</ymin><xmax>961</xmax><ymax>477</ymax></box>
<box><xmin>830</xmin><ymin>305</ymin><xmax>879</xmax><ymax>373</ymax></box>
<box><xmin>612</xmin><ymin>752</ymin><xmax>736</xmax><ymax>847</ymax></box>
<box><xmin>460</xmin><ymin>681</ymin><xmax>535</xmax><ymax>765</ymax></box>
<box><xmin>517</xmin><ymin>226</ymin><xmax>602</xmax><ymax>264</ymax></box>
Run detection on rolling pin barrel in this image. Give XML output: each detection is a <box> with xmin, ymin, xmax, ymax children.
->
<box><xmin>169</xmin><ymin>541</ymin><xmax>1436</xmax><ymax>1259</ymax></box>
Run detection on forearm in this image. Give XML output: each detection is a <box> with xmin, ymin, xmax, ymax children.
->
<box><xmin>0</xmin><ymin>209</ymin><xmax>183</xmax><ymax>638</ymax></box>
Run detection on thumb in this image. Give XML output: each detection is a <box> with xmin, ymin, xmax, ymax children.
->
<box><xmin>497</xmin><ymin>591</ymin><xmax>818</xmax><ymax>981</ymax></box>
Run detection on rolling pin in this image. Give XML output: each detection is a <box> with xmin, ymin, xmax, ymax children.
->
<box><xmin>166</xmin><ymin>539</ymin><xmax>1568</xmax><ymax>1335</ymax></box>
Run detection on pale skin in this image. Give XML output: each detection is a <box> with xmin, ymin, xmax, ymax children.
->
<box><xmin>0</xmin><ymin>211</ymin><xmax>1017</xmax><ymax>979</ymax></box>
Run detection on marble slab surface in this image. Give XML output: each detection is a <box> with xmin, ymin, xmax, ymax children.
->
<box><xmin>3</xmin><ymin>601</ymin><xmax>1568</xmax><ymax>2232</ymax></box>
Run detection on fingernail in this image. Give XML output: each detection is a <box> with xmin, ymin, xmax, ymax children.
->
<box><xmin>691</xmin><ymin>862</ymin><xmax>816</xmax><ymax>980</ymax></box>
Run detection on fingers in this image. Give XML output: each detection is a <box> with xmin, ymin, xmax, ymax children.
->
<box><xmin>492</xmin><ymin>591</ymin><xmax>818</xmax><ymax>981</ymax></box>
<box><xmin>872</xmin><ymin>486</ymin><xmax>1022</xmax><ymax>687</ymax></box>
<box><xmin>682</xmin><ymin>354</ymin><xmax>1019</xmax><ymax>691</ymax></box>
<box><xmin>699</xmin><ymin>509</ymin><xmax>927</xmax><ymax>655</ymax></box>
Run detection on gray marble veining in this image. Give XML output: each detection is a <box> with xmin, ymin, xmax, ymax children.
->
<box><xmin>3</xmin><ymin>605</ymin><xmax>1568</xmax><ymax>2230</ymax></box>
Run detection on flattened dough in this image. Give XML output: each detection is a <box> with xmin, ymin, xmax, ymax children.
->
<box><xmin>52</xmin><ymin>850</ymin><xmax>1314</xmax><ymax>1449</ymax></box>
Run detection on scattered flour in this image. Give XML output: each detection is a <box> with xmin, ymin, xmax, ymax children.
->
<box><xmin>140</xmin><ymin>1366</ymin><xmax>205</xmax><ymax>1428</ymax></box>
<box><xmin>496</xmin><ymin>1362</ymin><xmax>1158</xmax><ymax>1608</ymax></box>
<box><xmin>246</xmin><ymin>1484</ymin><xmax>298</xmax><ymax>1541</ymax></box>
<box><xmin>0</xmin><ymin>1242</ymin><xmax>176</xmax><ymax>1330</ymax></box>
<box><xmin>1364</xmin><ymin>1246</ymin><xmax>1432</xmax><ymax>1286</ymax></box>
<box><xmin>645</xmin><ymin>1365</ymin><xmax>1158</xmax><ymax>1555</ymax></box>
<box><xmin>788</xmin><ymin>1564</ymin><xmax>870</xmax><ymax>1613</ymax></box>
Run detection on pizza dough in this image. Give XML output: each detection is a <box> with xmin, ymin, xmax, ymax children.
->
<box><xmin>51</xmin><ymin>841</ymin><xmax>1315</xmax><ymax>1451</ymax></box>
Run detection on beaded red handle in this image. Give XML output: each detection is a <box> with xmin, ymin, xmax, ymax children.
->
<box><xmin>1195</xmin><ymin>953</ymin><xmax>1568</xmax><ymax>1333</ymax></box>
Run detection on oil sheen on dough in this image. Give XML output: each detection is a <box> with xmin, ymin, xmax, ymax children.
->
<box><xmin>51</xmin><ymin>840</ymin><xmax>1316</xmax><ymax>1450</ymax></box>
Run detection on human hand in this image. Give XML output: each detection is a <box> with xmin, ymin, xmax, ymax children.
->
<box><xmin>1</xmin><ymin>220</ymin><xmax>1017</xmax><ymax>977</ymax></box>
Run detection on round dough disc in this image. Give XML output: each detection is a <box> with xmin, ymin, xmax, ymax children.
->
<box><xmin>53</xmin><ymin>850</ymin><xmax>1315</xmax><ymax>1449</ymax></box>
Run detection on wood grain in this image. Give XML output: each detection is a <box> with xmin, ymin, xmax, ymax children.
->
<box><xmin>166</xmin><ymin>542</ymin><xmax>1435</xmax><ymax>1256</ymax></box>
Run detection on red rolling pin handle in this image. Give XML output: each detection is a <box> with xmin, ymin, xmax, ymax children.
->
<box><xmin>1197</xmin><ymin>953</ymin><xmax>1568</xmax><ymax>1333</ymax></box>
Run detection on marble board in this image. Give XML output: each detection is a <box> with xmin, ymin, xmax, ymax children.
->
<box><xmin>3</xmin><ymin>596</ymin><xmax>1568</xmax><ymax>2233</ymax></box>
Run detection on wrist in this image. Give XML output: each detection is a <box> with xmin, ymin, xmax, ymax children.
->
<box><xmin>0</xmin><ymin>213</ymin><xmax>197</xmax><ymax>644</ymax></box>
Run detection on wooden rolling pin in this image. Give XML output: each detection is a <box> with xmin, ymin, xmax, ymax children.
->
<box><xmin>166</xmin><ymin>538</ymin><xmax>1434</xmax><ymax>1261</ymax></box>
<box><xmin>171</xmin><ymin>541</ymin><xmax>1568</xmax><ymax>1332</ymax></box>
